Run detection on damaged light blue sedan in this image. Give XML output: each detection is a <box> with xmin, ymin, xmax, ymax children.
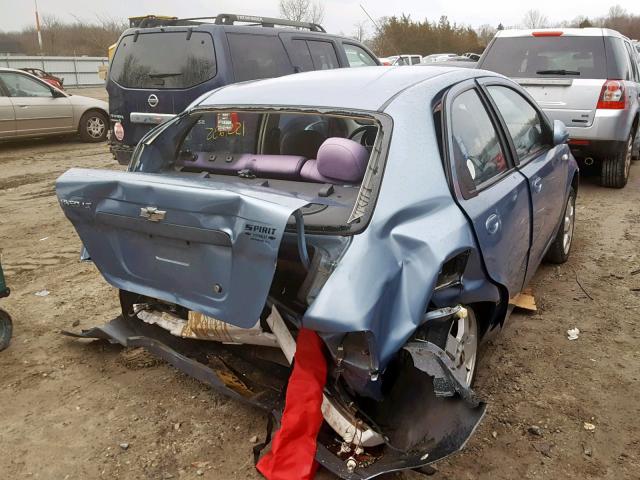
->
<box><xmin>57</xmin><ymin>66</ymin><xmax>578</xmax><ymax>478</ymax></box>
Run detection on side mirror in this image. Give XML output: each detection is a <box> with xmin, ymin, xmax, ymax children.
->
<box><xmin>552</xmin><ymin>119</ymin><xmax>569</xmax><ymax>146</ymax></box>
<box><xmin>51</xmin><ymin>88</ymin><xmax>66</xmax><ymax>98</ymax></box>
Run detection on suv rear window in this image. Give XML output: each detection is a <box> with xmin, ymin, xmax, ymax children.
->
<box><xmin>227</xmin><ymin>34</ymin><xmax>294</xmax><ymax>81</ymax></box>
<box><xmin>482</xmin><ymin>36</ymin><xmax>607</xmax><ymax>78</ymax></box>
<box><xmin>110</xmin><ymin>32</ymin><xmax>216</xmax><ymax>89</ymax></box>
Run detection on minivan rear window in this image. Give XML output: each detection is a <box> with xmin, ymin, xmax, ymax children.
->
<box><xmin>482</xmin><ymin>36</ymin><xmax>607</xmax><ymax>78</ymax></box>
<box><xmin>110</xmin><ymin>32</ymin><xmax>216</xmax><ymax>89</ymax></box>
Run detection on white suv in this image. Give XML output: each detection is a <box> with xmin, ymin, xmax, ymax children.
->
<box><xmin>478</xmin><ymin>28</ymin><xmax>640</xmax><ymax>188</ymax></box>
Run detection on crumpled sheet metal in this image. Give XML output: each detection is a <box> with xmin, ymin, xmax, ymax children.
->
<box><xmin>64</xmin><ymin>316</ymin><xmax>485</xmax><ymax>480</ymax></box>
<box><xmin>63</xmin><ymin>315</ymin><xmax>279</xmax><ymax>410</ymax></box>
<box><xmin>302</xmin><ymin>84</ymin><xmax>502</xmax><ymax>371</ymax></box>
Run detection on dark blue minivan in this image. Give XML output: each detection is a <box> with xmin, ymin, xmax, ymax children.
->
<box><xmin>107</xmin><ymin>13</ymin><xmax>381</xmax><ymax>164</ymax></box>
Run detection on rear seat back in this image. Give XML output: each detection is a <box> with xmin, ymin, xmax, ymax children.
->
<box><xmin>183</xmin><ymin>153</ymin><xmax>307</xmax><ymax>179</ymax></box>
<box><xmin>180</xmin><ymin>137</ymin><xmax>369</xmax><ymax>184</ymax></box>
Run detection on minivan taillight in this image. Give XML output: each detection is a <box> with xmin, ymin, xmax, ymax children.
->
<box><xmin>597</xmin><ymin>80</ymin><xmax>626</xmax><ymax>109</ymax></box>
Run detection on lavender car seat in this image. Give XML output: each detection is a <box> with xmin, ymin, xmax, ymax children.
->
<box><xmin>184</xmin><ymin>153</ymin><xmax>307</xmax><ymax>179</ymax></box>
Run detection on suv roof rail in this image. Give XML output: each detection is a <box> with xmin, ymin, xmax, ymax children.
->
<box><xmin>130</xmin><ymin>13</ymin><xmax>326</xmax><ymax>32</ymax></box>
<box><xmin>212</xmin><ymin>13</ymin><xmax>325</xmax><ymax>32</ymax></box>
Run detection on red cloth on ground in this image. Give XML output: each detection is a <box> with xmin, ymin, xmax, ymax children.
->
<box><xmin>257</xmin><ymin>328</ymin><xmax>327</xmax><ymax>480</ymax></box>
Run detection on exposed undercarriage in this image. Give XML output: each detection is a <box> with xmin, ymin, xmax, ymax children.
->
<box><xmin>66</xmin><ymin>289</ymin><xmax>486</xmax><ymax>479</ymax></box>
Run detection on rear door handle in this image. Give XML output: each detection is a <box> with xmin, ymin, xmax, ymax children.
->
<box><xmin>485</xmin><ymin>213</ymin><xmax>502</xmax><ymax>235</ymax></box>
<box><xmin>532</xmin><ymin>177</ymin><xmax>543</xmax><ymax>193</ymax></box>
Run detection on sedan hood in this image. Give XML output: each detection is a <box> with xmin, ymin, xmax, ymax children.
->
<box><xmin>56</xmin><ymin>168</ymin><xmax>313</xmax><ymax>328</ymax></box>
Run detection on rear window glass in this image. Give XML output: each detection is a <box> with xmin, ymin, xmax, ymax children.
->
<box><xmin>290</xmin><ymin>39</ymin><xmax>314</xmax><ymax>71</ymax></box>
<box><xmin>482</xmin><ymin>36</ymin><xmax>607</xmax><ymax>78</ymax></box>
<box><xmin>110</xmin><ymin>32</ymin><xmax>216</xmax><ymax>89</ymax></box>
<box><xmin>227</xmin><ymin>34</ymin><xmax>293</xmax><ymax>81</ymax></box>
<box><xmin>307</xmin><ymin>41</ymin><xmax>339</xmax><ymax>70</ymax></box>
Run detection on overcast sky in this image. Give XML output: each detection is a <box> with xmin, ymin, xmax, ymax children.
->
<box><xmin>0</xmin><ymin>0</ymin><xmax>639</xmax><ymax>35</ymax></box>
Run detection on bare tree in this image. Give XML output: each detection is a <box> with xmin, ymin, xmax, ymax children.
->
<box><xmin>607</xmin><ymin>5</ymin><xmax>627</xmax><ymax>20</ymax></box>
<box><xmin>279</xmin><ymin>0</ymin><xmax>325</xmax><ymax>25</ymax></box>
<box><xmin>476</xmin><ymin>24</ymin><xmax>496</xmax><ymax>47</ymax></box>
<box><xmin>522</xmin><ymin>9</ymin><xmax>549</xmax><ymax>29</ymax></box>
<box><xmin>352</xmin><ymin>21</ymin><xmax>368</xmax><ymax>42</ymax></box>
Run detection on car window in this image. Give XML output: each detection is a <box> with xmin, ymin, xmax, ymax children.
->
<box><xmin>481</xmin><ymin>36</ymin><xmax>607</xmax><ymax>78</ymax></box>
<box><xmin>486</xmin><ymin>86</ymin><xmax>548</xmax><ymax>161</ymax></box>
<box><xmin>451</xmin><ymin>89</ymin><xmax>508</xmax><ymax>188</ymax></box>
<box><xmin>228</xmin><ymin>34</ymin><xmax>294</xmax><ymax>82</ymax></box>
<box><xmin>411</xmin><ymin>56</ymin><xmax>421</xmax><ymax>65</ymax></box>
<box><xmin>344</xmin><ymin>44</ymin><xmax>377</xmax><ymax>67</ymax></box>
<box><xmin>289</xmin><ymin>39</ymin><xmax>314</xmax><ymax>71</ymax></box>
<box><xmin>623</xmin><ymin>41</ymin><xmax>639</xmax><ymax>82</ymax></box>
<box><xmin>307</xmin><ymin>41</ymin><xmax>339</xmax><ymax>70</ymax></box>
<box><xmin>109</xmin><ymin>32</ymin><xmax>216</xmax><ymax>89</ymax></box>
<box><xmin>0</xmin><ymin>73</ymin><xmax>52</xmax><ymax>98</ymax></box>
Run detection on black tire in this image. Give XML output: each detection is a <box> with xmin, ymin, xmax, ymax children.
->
<box><xmin>633</xmin><ymin>122</ymin><xmax>639</xmax><ymax>161</ymax></box>
<box><xmin>0</xmin><ymin>309</ymin><xmax>13</xmax><ymax>351</ymax></box>
<box><xmin>79</xmin><ymin>110</ymin><xmax>108</xmax><ymax>143</ymax></box>
<box><xmin>545</xmin><ymin>187</ymin><xmax>576</xmax><ymax>264</ymax></box>
<box><xmin>600</xmin><ymin>133</ymin><xmax>633</xmax><ymax>188</ymax></box>
<box><xmin>423</xmin><ymin>307</ymin><xmax>478</xmax><ymax>388</ymax></box>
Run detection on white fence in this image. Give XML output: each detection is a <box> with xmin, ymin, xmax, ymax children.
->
<box><xmin>0</xmin><ymin>56</ymin><xmax>108</xmax><ymax>87</ymax></box>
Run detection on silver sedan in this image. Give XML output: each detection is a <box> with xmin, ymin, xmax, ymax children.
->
<box><xmin>0</xmin><ymin>67</ymin><xmax>108</xmax><ymax>142</ymax></box>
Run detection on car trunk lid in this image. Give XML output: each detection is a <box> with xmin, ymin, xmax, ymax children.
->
<box><xmin>515</xmin><ymin>78</ymin><xmax>605</xmax><ymax>127</ymax></box>
<box><xmin>56</xmin><ymin>168</ymin><xmax>312</xmax><ymax>328</ymax></box>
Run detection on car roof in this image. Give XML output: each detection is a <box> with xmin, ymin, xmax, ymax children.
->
<box><xmin>495</xmin><ymin>27</ymin><xmax>627</xmax><ymax>39</ymax></box>
<box><xmin>198</xmin><ymin>66</ymin><xmax>483</xmax><ymax>112</ymax></box>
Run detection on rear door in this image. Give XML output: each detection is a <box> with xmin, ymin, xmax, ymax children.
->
<box><xmin>480</xmin><ymin>34</ymin><xmax>608</xmax><ymax>128</ymax></box>
<box><xmin>480</xmin><ymin>79</ymin><xmax>569</xmax><ymax>278</ymax></box>
<box><xmin>622</xmin><ymin>39</ymin><xmax>640</xmax><ymax>154</ymax></box>
<box><xmin>445</xmin><ymin>82</ymin><xmax>532</xmax><ymax>297</ymax></box>
<box><xmin>0</xmin><ymin>86</ymin><xmax>16</xmax><ymax>138</ymax></box>
<box><xmin>0</xmin><ymin>71</ymin><xmax>73</xmax><ymax>136</ymax></box>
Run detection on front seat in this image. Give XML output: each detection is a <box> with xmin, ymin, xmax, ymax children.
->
<box><xmin>279</xmin><ymin>116</ymin><xmax>326</xmax><ymax>159</ymax></box>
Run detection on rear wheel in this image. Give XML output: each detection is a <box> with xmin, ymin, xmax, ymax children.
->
<box><xmin>601</xmin><ymin>133</ymin><xmax>633</xmax><ymax>188</ymax></box>
<box><xmin>545</xmin><ymin>187</ymin><xmax>576</xmax><ymax>264</ymax></box>
<box><xmin>79</xmin><ymin>110</ymin><xmax>108</xmax><ymax>143</ymax></box>
<box><xmin>424</xmin><ymin>307</ymin><xmax>478</xmax><ymax>388</ymax></box>
<box><xmin>0</xmin><ymin>309</ymin><xmax>12</xmax><ymax>351</ymax></box>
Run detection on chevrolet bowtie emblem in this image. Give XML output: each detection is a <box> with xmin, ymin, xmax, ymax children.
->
<box><xmin>140</xmin><ymin>206</ymin><xmax>166</xmax><ymax>222</ymax></box>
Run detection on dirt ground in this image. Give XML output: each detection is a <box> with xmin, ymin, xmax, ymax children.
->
<box><xmin>1</xmin><ymin>91</ymin><xmax>639</xmax><ymax>479</ymax></box>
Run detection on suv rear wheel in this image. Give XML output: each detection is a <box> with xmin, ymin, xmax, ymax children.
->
<box><xmin>601</xmin><ymin>133</ymin><xmax>633</xmax><ymax>188</ymax></box>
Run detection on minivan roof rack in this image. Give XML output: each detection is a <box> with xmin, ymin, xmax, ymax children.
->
<box><xmin>131</xmin><ymin>13</ymin><xmax>326</xmax><ymax>32</ymax></box>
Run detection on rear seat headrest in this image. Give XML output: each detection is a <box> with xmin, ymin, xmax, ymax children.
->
<box><xmin>316</xmin><ymin>138</ymin><xmax>369</xmax><ymax>183</ymax></box>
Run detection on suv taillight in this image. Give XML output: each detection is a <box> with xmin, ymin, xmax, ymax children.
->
<box><xmin>597</xmin><ymin>80</ymin><xmax>626</xmax><ymax>109</ymax></box>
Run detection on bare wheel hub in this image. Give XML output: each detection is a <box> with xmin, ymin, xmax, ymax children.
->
<box><xmin>443</xmin><ymin>307</ymin><xmax>478</xmax><ymax>388</ymax></box>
